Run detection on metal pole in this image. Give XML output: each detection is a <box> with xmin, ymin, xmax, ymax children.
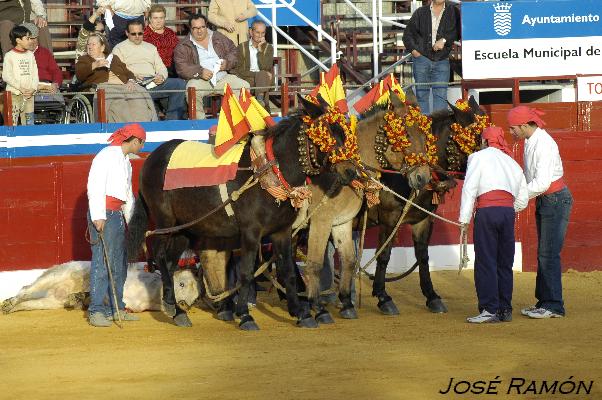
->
<box><xmin>372</xmin><ymin>0</ymin><xmax>378</xmax><ymax>78</ymax></box>
<box><xmin>99</xmin><ymin>233</ymin><xmax>123</xmax><ymax>328</ymax></box>
<box><xmin>97</xmin><ymin>88</ymin><xmax>106</xmax><ymax>123</ymax></box>
<box><xmin>3</xmin><ymin>91</ymin><xmax>13</xmax><ymax>126</ymax></box>
<box><xmin>187</xmin><ymin>87</ymin><xmax>197</xmax><ymax>120</ymax></box>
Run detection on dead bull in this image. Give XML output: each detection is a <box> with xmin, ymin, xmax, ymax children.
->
<box><xmin>1</xmin><ymin>261</ymin><xmax>200</xmax><ymax>314</ymax></box>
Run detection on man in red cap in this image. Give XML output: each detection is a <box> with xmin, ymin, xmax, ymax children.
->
<box><xmin>459</xmin><ymin>126</ymin><xmax>528</xmax><ymax>323</ymax></box>
<box><xmin>507</xmin><ymin>106</ymin><xmax>573</xmax><ymax>319</ymax></box>
<box><xmin>86</xmin><ymin>123</ymin><xmax>146</xmax><ymax>327</ymax></box>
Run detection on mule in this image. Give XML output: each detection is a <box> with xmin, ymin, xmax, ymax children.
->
<box><xmin>296</xmin><ymin>93</ymin><xmax>433</xmax><ymax>323</ymax></box>
<box><xmin>368</xmin><ymin>96</ymin><xmax>486</xmax><ymax>315</ymax></box>
<box><xmin>127</xmin><ymin>96</ymin><xmax>357</xmax><ymax>330</ymax></box>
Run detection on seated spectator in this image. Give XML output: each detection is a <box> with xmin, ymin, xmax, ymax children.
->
<box><xmin>174</xmin><ymin>13</ymin><xmax>249</xmax><ymax>120</ymax></box>
<box><xmin>20</xmin><ymin>22</ymin><xmax>62</xmax><ymax>95</ymax></box>
<box><xmin>1</xmin><ymin>25</ymin><xmax>37</xmax><ymax>125</ymax></box>
<box><xmin>96</xmin><ymin>0</ymin><xmax>150</xmax><ymax>49</ymax></box>
<box><xmin>113</xmin><ymin>20</ymin><xmax>186</xmax><ymax>120</ymax></box>
<box><xmin>234</xmin><ymin>20</ymin><xmax>273</xmax><ymax>111</ymax></box>
<box><xmin>75</xmin><ymin>6</ymin><xmax>106</xmax><ymax>63</ymax></box>
<box><xmin>143</xmin><ymin>4</ymin><xmax>179</xmax><ymax>77</ymax></box>
<box><xmin>208</xmin><ymin>0</ymin><xmax>256</xmax><ymax>46</ymax></box>
<box><xmin>0</xmin><ymin>0</ymin><xmax>52</xmax><ymax>56</ymax></box>
<box><xmin>75</xmin><ymin>33</ymin><xmax>157</xmax><ymax>123</ymax></box>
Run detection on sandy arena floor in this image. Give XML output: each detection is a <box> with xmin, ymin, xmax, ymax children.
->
<box><xmin>0</xmin><ymin>269</ymin><xmax>600</xmax><ymax>400</ymax></box>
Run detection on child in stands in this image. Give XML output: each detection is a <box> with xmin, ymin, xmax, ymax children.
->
<box><xmin>1</xmin><ymin>25</ymin><xmax>38</xmax><ymax>125</ymax></box>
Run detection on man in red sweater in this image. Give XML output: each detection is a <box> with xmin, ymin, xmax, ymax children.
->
<box><xmin>21</xmin><ymin>21</ymin><xmax>62</xmax><ymax>94</ymax></box>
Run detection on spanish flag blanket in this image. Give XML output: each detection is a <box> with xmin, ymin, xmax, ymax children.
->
<box><xmin>163</xmin><ymin>140</ymin><xmax>247</xmax><ymax>190</ymax></box>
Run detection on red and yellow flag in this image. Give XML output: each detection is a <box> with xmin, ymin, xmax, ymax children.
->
<box><xmin>214</xmin><ymin>84</ymin><xmax>251</xmax><ymax>157</ymax></box>
<box><xmin>239</xmin><ymin>88</ymin><xmax>276</xmax><ymax>132</ymax></box>
<box><xmin>353</xmin><ymin>73</ymin><xmax>406</xmax><ymax>114</ymax></box>
<box><xmin>309</xmin><ymin>63</ymin><xmax>348</xmax><ymax>113</ymax></box>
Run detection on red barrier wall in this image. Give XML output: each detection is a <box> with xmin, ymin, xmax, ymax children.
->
<box><xmin>1</xmin><ymin>129</ymin><xmax>601</xmax><ymax>272</ymax></box>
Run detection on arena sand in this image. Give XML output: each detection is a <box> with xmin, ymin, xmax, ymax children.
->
<box><xmin>0</xmin><ymin>270</ymin><xmax>600</xmax><ymax>400</ymax></box>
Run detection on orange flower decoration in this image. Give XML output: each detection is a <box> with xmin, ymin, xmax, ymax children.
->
<box><xmin>450</xmin><ymin>100</ymin><xmax>492</xmax><ymax>155</ymax></box>
<box><xmin>382</xmin><ymin>105</ymin><xmax>438</xmax><ymax>167</ymax></box>
<box><xmin>302</xmin><ymin>108</ymin><xmax>361</xmax><ymax>164</ymax></box>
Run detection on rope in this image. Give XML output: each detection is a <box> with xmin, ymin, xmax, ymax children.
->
<box><xmin>368</xmin><ymin>176</ymin><xmax>470</xmax><ymax>274</ymax></box>
<box><xmin>357</xmin><ymin>190</ymin><xmax>416</xmax><ymax>279</ymax></box>
<box><xmin>202</xmin><ymin>255</ymin><xmax>275</xmax><ymax>303</ymax></box>
<box><xmin>145</xmin><ymin>175</ymin><xmax>258</xmax><ymax>238</ymax></box>
<box><xmin>291</xmin><ymin>179</ymin><xmax>340</xmax><ymax>238</ymax></box>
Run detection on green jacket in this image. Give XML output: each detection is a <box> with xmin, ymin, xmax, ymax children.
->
<box><xmin>234</xmin><ymin>40</ymin><xmax>273</xmax><ymax>81</ymax></box>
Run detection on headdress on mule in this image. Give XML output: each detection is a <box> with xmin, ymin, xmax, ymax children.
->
<box><xmin>108</xmin><ymin>123</ymin><xmax>146</xmax><ymax>145</ymax></box>
<box><xmin>353</xmin><ymin>73</ymin><xmax>405</xmax><ymax>114</ymax></box>
<box><xmin>482</xmin><ymin>126</ymin><xmax>511</xmax><ymax>156</ymax></box>
<box><xmin>507</xmin><ymin>106</ymin><xmax>546</xmax><ymax>128</ymax></box>
<box><xmin>308</xmin><ymin>63</ymin><xmax>348</xmax><ymax>113</ymax></box>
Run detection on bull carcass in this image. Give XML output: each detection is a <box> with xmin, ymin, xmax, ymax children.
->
<box><xmin>1</xmin><ymin>261</ymin><xmax>200</xmax><ymax>314</ymax></box>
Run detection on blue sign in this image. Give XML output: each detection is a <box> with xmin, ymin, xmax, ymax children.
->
<box><xmin>252</xmin><ymin>0</ymin><xmax>320</xmax><ymax>27</ymax></box>
<box><xmin>462</xmin><ymin>0</ymin><xmax>602</xmax><ymax>41</ymax></box>
<box><xmin>461</xmin><ymin>0</ymin><xmax>602</xmax><ymax>79</ymax></box>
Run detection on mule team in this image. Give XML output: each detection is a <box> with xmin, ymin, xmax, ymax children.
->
<box><xmin>85</xmin><ymin>91</ymin><xmax>570</xmax><ymax>329</ymax></box>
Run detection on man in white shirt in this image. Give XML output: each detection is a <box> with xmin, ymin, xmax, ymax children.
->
<box><xmin>173</xmin><ymin>13</ymin><xmax>250</xmax><ymax>119</ymax></box>
<box><xmin>112</xmin><ymin>20</ymin><xmax>186</xmax><ymax>120</ymax></box>
<box><xmin>508</xmin><ymin>106</ymin><xmax>573</xmax><ymax>319</ymax></box>
<box><xmin>234</xmin><ymin>20</ymin><xmax>274</xmax><ymax>111</ymax></box>
<box><xmin>86</xmin><ymin>123</ymin><xmax>146</xmax><ymax>327</ymax></box>
<box><xmin>460</xmin><ymin>126</ymin><xmax>528</xmax><ymax>323</ymax></box>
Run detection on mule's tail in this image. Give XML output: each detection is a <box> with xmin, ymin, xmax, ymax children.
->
<box><xmin>127</xmin><ymin>192</ymin><xmax>150</xmax><ymax>262</ymax></box>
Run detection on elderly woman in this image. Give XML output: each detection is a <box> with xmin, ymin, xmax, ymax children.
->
<box><xmin>75</xmin><ymin>32</ymin><xmax>157</xmax><ymax>122</ymax></box>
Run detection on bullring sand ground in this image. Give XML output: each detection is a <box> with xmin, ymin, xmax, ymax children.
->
<box><xmin>0</xmin><ymin>269</ymin><xmax>600</xmax><ymax>400</ymax></box>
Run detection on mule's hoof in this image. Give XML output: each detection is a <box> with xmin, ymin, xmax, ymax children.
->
<box><xmin>297</xmin><ymin>316</ymin><xmax>319</xmax><ymax>328</ymax></box>
<box><xmin>173</xmin><ymin>313</ymin><xmax>192</xmax><ymax>327</ymax></box>
<box><xmin>378</xmin><ymin>300</ymin><xmax>400</xmax><ymax>316</ymax></box>
<box><xmin>162</xmin><ymin>301</ymin><xmax>176</xmax><ymax>318</ymax></box>
<box><xmin>315</xmin><ymin>310</ymin><xmax>334</xmax><ymax>324</ymax></box>
<box><xmin>217</xmin><ymin>310</ymin><xmax>234</xmax><ymax>321</ymax></box>
<box><xmin>339</xmin><ymin>307</ymin><xmax>358</xmax><ymax>319</ymax></box>
<box><xmin>239</xmin><ymin>315</ymin><xmax>260</xmax><ymax>331</ymax></box>
<box><xmin>427</xmin><ymin>298</ymin><xmax>448</xmax><ymax>313</ymax></box>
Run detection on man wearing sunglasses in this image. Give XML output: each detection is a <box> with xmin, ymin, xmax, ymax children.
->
<box><xmin>113</xmin><ymin>20</ymin><xmax>186</xmax><ymax>120</ymax></box>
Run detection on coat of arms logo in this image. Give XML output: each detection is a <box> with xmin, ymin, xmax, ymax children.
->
<box><xmin>493</xmin><ymin>3</ymin><xmax>512</xmax><ymax>36</ymax></box>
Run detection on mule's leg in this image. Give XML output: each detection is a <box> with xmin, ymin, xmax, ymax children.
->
<box><xmin>331</xmin><ymin>221</ymin><xmax>358</xmax><ymax>319</ymax></box>
<box><xmin>235</xmin><ymin>230</ymin><xmax>261</xmax><ymax>331</ymax></box>
<box><xmin>372</xmin><ymin>216</ymin><xmax>401</xmax><ymax>315</ymax></box>
<box><xmin>199</xmin><ymin>249</ymin><xmax>234</xmax><ymax>321</ymax></box>
<box><xmin>412</xmin><ymin>217</ymin><xmax>447</xmax><ymax>313</ymax></box>
<box><xmin>304</xmin><ymin>220</ymin><xmax>332</xmax><ymax>324</ymax></box>
<box><xmin>271</xmin><ymin>228</ymin><xmax>317</xmax><ymax>328</ymax></box>
<box><xmin>156</xmin><ymin>235</ymin><xmax>193</xmax><ymax>326</ymax></box>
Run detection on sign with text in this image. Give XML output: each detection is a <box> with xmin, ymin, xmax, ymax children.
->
<box><xmin>252</xmin><ymin>0</ymin><xmax>320</xmax><ymax>26</ymax></box>
<box><xmin>577</xmin><ymin>76</ymin><xmax>602</xmax><ymax>101</ymax></box>
<box><xmin>462</xmin><ymin>0</ymin><xmax>602</xmax><ymax>79</ymax></box>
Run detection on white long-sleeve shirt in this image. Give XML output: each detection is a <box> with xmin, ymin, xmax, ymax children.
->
<box><xmin>524</xmin><ymin>127</ymin><xmax>564</xmax><ymax>199</ymax></box>
<box><xmin>87</xmin><ymin>146</ymin><xmax>135</xmax><ymax>222</ymax></box>
<box><xmin>459</xmin><ymin>147</ymin><xmax>529</xmax><ymax>224</ymax></box>
<box><xmin>96</xmin><ymin>0</ymin><xmax>150</xmax><ymax>17</ymax></box>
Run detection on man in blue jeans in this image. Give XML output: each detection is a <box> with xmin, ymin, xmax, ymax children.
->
<box><xmin>87</xmin><ymin>123</ymin><xmax>146</xmax><ymax>327</ymax></box>
<box><xmin>508</xmin><ymin>106</ymin><xmax>573</xmax><ymax>319</ymax></box>
<box><xmin>402</xmin><ymin>0</ymin><xmax>458</xmax><ymax>114</ymax></box>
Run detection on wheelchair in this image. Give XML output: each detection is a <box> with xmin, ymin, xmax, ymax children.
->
<box><xmin>33</xmin><ymin>85</ymin><xmax>93</xmax><ymax>125</ymax></box>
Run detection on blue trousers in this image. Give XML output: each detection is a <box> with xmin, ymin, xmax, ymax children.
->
<box><xmin>534</xmin><ymin>187</ymin><xmax>573</xmax><ymax>315</ymax></box>
<box><xmin>149</xmin><ymin>78</ymin><xmax>187</xmax><ymax>120</ymax></box>
<box><xmin>473</xmin><ymin>207</ymin><xmax>516</xmax><ymax>314</ymax></box>
<box><xmin>412</xmin><ymin>55</ymin><xmax>450</xmax><ymax>115</ymax></box>
<box><xmin>88</xmin><ymin>210</ymin><xmax>127</xmax><ymax>316</ymax></box>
